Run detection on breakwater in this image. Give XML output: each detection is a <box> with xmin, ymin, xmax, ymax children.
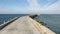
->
<box><xmin>0</xmin><ymin>16</ymin><xmax>20</xmax><ymax>30</ymax></box>
<box><xmin>0</xmin><ymin>15</ymin><xmax>56</xmax><ymax>34</ymax></box>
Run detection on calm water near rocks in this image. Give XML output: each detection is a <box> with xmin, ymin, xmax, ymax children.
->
<box><xmin>37</xmin><ymin>14</ymin><xmax>60</xmax><ymax>34</ymax></box>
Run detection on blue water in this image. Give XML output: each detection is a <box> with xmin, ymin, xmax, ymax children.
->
<box><xmin>0</xmin><ymin>14</ymin><xmax>26</xmax><ymax>24</ymax></box>
<box><xmin>37</xmin><ymin>14</ymin><xmax>60</xmax><ymax>34</ymax></box>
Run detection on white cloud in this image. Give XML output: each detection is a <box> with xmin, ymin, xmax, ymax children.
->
<box><xmin>27</xmin><ymin>0</ymin><xmax>60</xmax><ymax>14</ymax></box>
<box><xmin>47</xmin><ymin>0</ymin><xmax>60</xmax><ymax>10</ymax></box>
<box><xmin>27</xmin><ymin>0</ymin><xmax>40</xmax><ymax>11</ymax></box>
<box><xmin>0</xmin><ymin>0</ymin><xmax>60</xmax><ymax>14</ymax></box>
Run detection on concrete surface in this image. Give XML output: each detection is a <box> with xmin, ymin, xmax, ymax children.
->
<box><xmin>0</xmin><ymin>16</ymin><xmax>40</xmax><ymax>34</ymax></box>
<box><xmin>0</xmin><ymin>16</ymin><xmax>55</xmax><ymax>34</ymax></box>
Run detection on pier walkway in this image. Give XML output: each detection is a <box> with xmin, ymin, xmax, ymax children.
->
<box><xmin>0</xmin><ymin>16</ymin><xmax>55</xmax><ymax>34</ymax></box>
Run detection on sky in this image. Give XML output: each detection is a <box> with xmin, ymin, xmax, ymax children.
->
<box><xmin>0</xmin><ymin>0</ymin><xmax>60</xmax><ymax>14</ymax></box>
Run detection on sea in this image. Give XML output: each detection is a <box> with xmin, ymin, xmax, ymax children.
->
<box><xmin>37</xmin><ymin>14</ymin><xmax>60</xmax><ymax>34</ymax></box>
<box><xmin>0</xmin><ymin>14</ymin><xmax>60</xmax><ymax>34</ymax></box>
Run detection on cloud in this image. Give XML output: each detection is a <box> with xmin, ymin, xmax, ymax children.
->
<box><xmin>27</xmin><ymin>0</ymin><xmax>58</xmax><ymax>10</ymax></box>
<box><xmin>27</xmin><ymin>0</ymin><xmax>59</xmax><ymax>14</ymax></box>
<box><xmin>46</xmin><ymin>0</ymin><xmax>60</xmax><ymax>10</ymax></box>
<box><xmin>0</xmin><ymin>0</ymin><xmax>59</xmax><ymax>14</ymax></box>
<box><xmin>27</xmin><ymin>0</ymin><xmax>39</xmax><ymax>10</ymax></box>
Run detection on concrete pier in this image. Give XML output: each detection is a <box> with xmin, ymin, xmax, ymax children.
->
<box><xmin>0</xmin><ymin>16</ymin><xmax>56</xmax><ymax>34</ymax></box>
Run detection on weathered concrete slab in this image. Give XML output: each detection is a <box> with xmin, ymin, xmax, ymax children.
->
<box><xmin>0</xmin><ymin>16</ymin><xmax>40</xmax><ymax>34</ymax></box>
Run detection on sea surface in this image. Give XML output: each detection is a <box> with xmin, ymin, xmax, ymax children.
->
<box><xmin>0</xmin><ymin>14</ymin><xmax>26</xmax><ymax>24</ymax></box>
<box><xmin>37</xmin><ymin>14</ymin><xmax>60</xmax><ymax>34</ymax></box>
